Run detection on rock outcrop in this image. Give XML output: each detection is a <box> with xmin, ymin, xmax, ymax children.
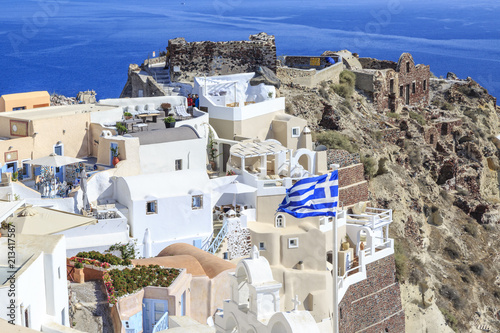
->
<box><xmin>277</xmin><ymin>64</ymin><xmax>500</xmax><ymax>332</ymax></box>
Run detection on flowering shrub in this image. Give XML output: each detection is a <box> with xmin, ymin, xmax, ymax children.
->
<box><xmin>103</xmin><ymin>265</ymin><xmax>180</xmax><ymax>304</ymax></box>
<box><xmin>70</xmin><ymin>256</ymin><xmax>112</xmax><ymax>269</ymax></box>
<box><xmin>75</xmin><ymin>251</ymin><xmax>131</xmax><ymax>266</ymax></box>
<box><xmin>226</xmin><ymin>170</ymin><xmax>236</xmax><ymax>176</ymax></box>
<box><xmin>207</xmin><ymin>129</ymin><xmax>221</xmax><ymax>161</ymax></box>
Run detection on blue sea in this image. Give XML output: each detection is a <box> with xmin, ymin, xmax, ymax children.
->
<box><xmin>0</xmin><ymin>0</ymin><xmax>499</xmax><ymax>100</ymax></box>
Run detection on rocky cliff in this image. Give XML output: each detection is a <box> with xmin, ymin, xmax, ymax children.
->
<box><xmin>278</xmin><ymin>68</ymin><xmax>500</xmax><ymax>332</ymax></box>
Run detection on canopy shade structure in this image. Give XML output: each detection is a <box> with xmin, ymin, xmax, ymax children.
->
<box><xmin>230</xmin><ymin>140</ymin><xmax>288</xmax><ymax>158</ymax></box>
<box><xmin>25</xmin><ymin>153</ymin><xmax>85</xmax><ymax>168</ymax></box>
<box><xmin>6</xmin><ymin>206</ymin><xmax>97</xmax><ymax>235</ymax></box>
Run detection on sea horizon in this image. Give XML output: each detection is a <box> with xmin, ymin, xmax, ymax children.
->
<box><xmin>0</xmin><ymin>0</ymin><xmax>499</xmax><ymax>100</ymax></box>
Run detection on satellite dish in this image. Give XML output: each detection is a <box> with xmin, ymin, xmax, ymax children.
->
<box><xmin>315</xmin><ymin>145</ymin><xmax>327</xmax><ymax>151</ymax></box>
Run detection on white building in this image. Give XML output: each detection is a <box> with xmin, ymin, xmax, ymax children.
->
<box><xmin>214</xmin><ymin>246</ymin><xmax>320</xmax><ymax>333</ymax></box>
<box><xmin>132</xmin><ymin>127</ymin><xmax>207</xmax><ymax>174</ymax></box>
<box><xmin>114</xmin><ymin>169</ymin><xmax>215</xmax><ymax>257</ymax></box>
<box><xmin>0</xmin><ymin>234</ymin><xmax>70</xmax><ymax>331</ymax></box>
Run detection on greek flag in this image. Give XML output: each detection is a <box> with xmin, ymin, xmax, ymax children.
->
<box><xmin>277</xmin><ymin>171</ymin><xmax>338</xmax><ymax>218</ymax></box>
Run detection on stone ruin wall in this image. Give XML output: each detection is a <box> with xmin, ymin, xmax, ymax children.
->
<box><xmin>372</xmin><ymin>70</ymin><xmax>400</xmax><ymax>112</ymax></box>
<box><xmin>167</xmin><ymin>33</ymin><xmax>277</xmax><ymax>82</ymax></box>
<box><xmin>397</xmin><ymin>53</ymin><xmax>431</xmax><ymax>108</ymax></box>
<box><xmin>339</xmin><ymin>255</ymin><xmax>405</xmax><ymax>333</ymax></box>
<box><xmin>356</xmin><ymin>53</ymin><xmax>431</xmax><ymax>112</ymax></box>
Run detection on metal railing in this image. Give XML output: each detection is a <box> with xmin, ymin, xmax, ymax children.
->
<box><xmin>152</xmin><ymin>311</ymin><xmax>169</xmax><ymax>333</ymax></box>
<box><xmin>206</xmin><ymin>220</ymin><xmax>228</xmax><ymax>254</ymax></box>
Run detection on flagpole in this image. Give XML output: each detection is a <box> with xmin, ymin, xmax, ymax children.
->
<box><xmin>333</xmin><ymin>209</ymin><xmax>339</xmax><ymax>333</ymax></box>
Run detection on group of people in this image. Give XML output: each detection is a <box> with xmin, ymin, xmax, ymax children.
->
<box><xmin>187</xmin><ymin>94</ymin><xmax>199</xmax><ymax>110</ymax></box>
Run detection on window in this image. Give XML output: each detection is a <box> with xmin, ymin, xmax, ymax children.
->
<box><xmin>275</xmin><ymin>214</ymin><xmax>285</xmax><ymax>228</ymax></box>
<box><xmin>389</xmin><ymin>79</ymin><xmax>394</xmax><ymax>94</ymax></box>
<box><xmin>61</xmin><ymin>308</ymin><xmax>65</xmax><ymax>326</ymax></box>
<box><xmin>259</xmin><ymin>242</ymin><xmax>266</xmax><ymax>250</ymax></box>
<box><xmin>175</xmin><ymin>159</ymin><xmax>182</xmax><ymax>171</ymax></box>
<box><xmin>406</xmin><ymin>61</ymin><xmax>410</xmax><ymax>73</ymax></box>
<box><xmin>13</xmin><ymin>106</ymin><xmax>26</xmax><ymax>111</ymax></box>
<box><xmin>192</xmin><ymin>195</ymin><xmax>203</xmax><ymax>209</ymax></box>
<box><xmin>58</xmin><ymin>266</ymin><xmax>61</xmax><ymax>279</ymax></box>
<box><xmin>399</xmin><ymin>85</ymin><xmax>404</xmax><ymax>97</ymax></box>
<box><xmin>23</xmin><ymin>306</ymin><xmax>30</xmax><ymax>328</ymax></box>
<box><xmin>291</xmin><ymin>127</ymin><xmax>300</xmax><ymax>138</ymax></box>
<box><xmin>412</xmin><ymin>82</ymin><xmax>416</xmax><ymax>94</ymax></box>
<box><xmin>288</xmin><ymin>238</ymin><xmax>299</xmax><ymax>249</ymax></box>
<box><xmin>423</xmin><ymin>79</ymin><xmax>427</xmax><ymax>91</ymax></box>
<box><xmin>146</xmin><ymin>200</ymin><xmax>157</xmax><ymax>214</ymax></box>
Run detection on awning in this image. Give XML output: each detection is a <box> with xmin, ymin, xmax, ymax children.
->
<box><xmin>230</xmin><ymin>140</ymin><xmax>288</xmax><ymax>158</ymax></box>
<box><xmin>6</xmin><ymin>206</ymin><xmax>97</xmax><ymax>235</ymax></box>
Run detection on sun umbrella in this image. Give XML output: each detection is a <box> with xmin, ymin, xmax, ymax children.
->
<box><xmin>143</xmin><ymin>228</ymin><xmax>152</xmax><ymax>258</ymax></box>
<box><xmin>80</xmin><ymin>170</ymin><xmax>90</xmax><ymax>212</ymax></box>
<box><xmin>25</xmin><ymin>153</ymin><xmax>85</xmax><ymax>168</ymax></box>
<box><xmin>215</xmin><ymin>180</ymin><xmax>257</xmax><ymax>208</ymax></box>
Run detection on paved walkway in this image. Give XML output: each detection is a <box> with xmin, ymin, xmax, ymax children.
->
<box><xmin>70</xmin><ymin>281</ymin><xmax>114</xmax><ymax>333</ymax></box>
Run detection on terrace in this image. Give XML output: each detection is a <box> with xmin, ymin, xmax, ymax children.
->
<box><xmin>327</xmin><ymin>207</ymin><xmax>395</xmax><ymax>302</ymax></box>
<box><xmin>194</xmin><ymin>73</ymin><xmax>285</xmax><ymax>122</ymax></box>
<box><xmin>227</xmin><ymin>140</ymin><xmax>317</xmax><ymax>195</ymax></box>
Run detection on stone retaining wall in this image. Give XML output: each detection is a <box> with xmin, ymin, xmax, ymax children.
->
<box><xmin>339</xmin><ymin>182</ymin><xmax>369</xmax><ymax>207</ymax></box>
<box><xmin>277</xmin><ymin>62</ymin><xmax>343</xmax><ymax>88</ymax></box>
<box><xmin>339</xmin><ymin>255</ymin><xmax>405</xmax><ymax>333</ymax></box>
<box><xmin>338</xmin><ymin>163</ymin><xmax>365</xmax><ymax>187</ymax></box>
<box><xmin>327</xmin><ymin>149</ymin><xmax>360</xmax><ymax>168</ymax></box>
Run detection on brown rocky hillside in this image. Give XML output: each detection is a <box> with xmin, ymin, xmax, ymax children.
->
<box><xmin>278</xmin><ymin>68</ymin><xmax>500</xmax><ymax>332</ymax></box>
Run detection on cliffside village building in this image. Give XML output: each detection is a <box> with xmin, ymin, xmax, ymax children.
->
<box><xmin>0</xmin><ymin>33</ymin><xmax>436</xmax><ymax>333</ymax></box>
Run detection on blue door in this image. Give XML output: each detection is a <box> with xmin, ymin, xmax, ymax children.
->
<box><xmin>143</xmin><ymin>299</ymin><xmax>168</xmax><ymax>333</ymax></box>
<box><xmin>54</xmin><ymin>145</ymin><xmax>64</xmax><ymax>182</ymax></box>
<box><xmin>110</xmin><ymin>142</ymin><xmax>118</xmax><ymax>166</ymax></box>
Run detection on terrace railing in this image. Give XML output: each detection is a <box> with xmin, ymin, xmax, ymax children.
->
<box><xmin>346</xmin><ymin>207</ymin><xmax>392</xmax><ymax>229</ymax></box>
<box><xmin>152</xmin><ymin>311</ymin><xmax>169</xmax><ymax>333</ymax></box>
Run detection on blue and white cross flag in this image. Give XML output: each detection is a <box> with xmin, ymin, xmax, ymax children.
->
<box><xmin>277</xmin><ymin>171</ymin><xmax>339</xmax><ymax>218</ymax></box>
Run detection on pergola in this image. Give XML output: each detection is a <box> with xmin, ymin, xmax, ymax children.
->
<box><xmin>230</xmin><ymin>140</ymin><xmax>291</xmax><ymax>178</ymax></box>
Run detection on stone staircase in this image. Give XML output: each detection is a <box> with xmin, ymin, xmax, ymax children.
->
<box><xmin>147</xmin><ymin>64</ymin><xmax>193</xmax><ymax>97</ymax></box>
<box><xmin>472</xmin><ymin>313</ymin><xmax>491</xmax><ymax>332</ymax></box>
<box><xmin>148</xmin><ymin>64</ymin><xmax>171</xmax><ymax>90</ymax></box>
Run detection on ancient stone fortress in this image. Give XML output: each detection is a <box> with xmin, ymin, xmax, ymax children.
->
<box><xmin>167</xmin><ymin>32</ymin><xmax>277</xmax><ymax>83</ymax></box>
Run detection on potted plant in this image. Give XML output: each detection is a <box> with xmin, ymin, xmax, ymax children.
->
<box><xmin>161</xmin><ymin>103</ymin><xmax>171</xmax><ymax>112</ymax></box>
<box><xmin>11</xmin><ymin>171</ymin><xmax>18</xmax><ymax>182</ymax></box>
<box><xmin>115</xmin><ymin>122</ymin><xmax>127</xmax><ymax>135</ymax></box>
<box><xmin>110</xmin><ymin>146</ymin><xmax>120</xmax><ymax>167</ymax></box>
<box><xmin>341</xmin><ymin>235</ymin><xmax>350</xmax><ymax>251</ymax></box>
<box><xmin>163</xmin><ymin>116</ymin><xmax>176</xmax><ymax>128</ymax></box>
<box><xmin>74</xmin><ymin>261</ymin><xmax>85</xmax><ymax>283</ymax></box>
<box><xmin>123</xmin><ymin>112</ymin><xmax>133</xmax><ymax>120</ymax></box>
